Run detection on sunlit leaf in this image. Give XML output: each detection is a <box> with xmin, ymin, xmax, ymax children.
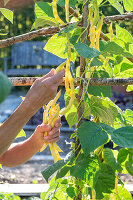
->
<box><xmin>126</xmin><ymin>85</ymin><xmax>133</xmax><ymax>92</ymax></box>
<box><xmin>116</xmin><ymin>25</ymin><xmax>133</xmax><ymax>44</ymax></box>
<box><xmin>32</xmin><ymin>17</ymin><xmax>58</xmax><ymax>30</ymax></box>
<box><xmin>35</xmin><ymin>2</ymin><xmax>54</xmax><ymax>18</ymax></box>
<box><xmin>123</xmin><ymin>0</ymin><xmax>133</xmax><ymax>12</ymax></box>
<box><xmin>16</xmin><ymin>129</ymin><xmax>26</xmax><ymax>138</ymax></box>
<box><xmin>0</xmin><ymin>8</ymin><xmax>13</xmax><ymax>23</ymax></box>
<box><xmin>108</xmin><ymin>0</ymin><xmax>124</xmax><ymax>14</ymax></box>
<box><xmin>116</xmin><ymin>186</ymin><xmax>133</xmax><ymax>200</ymax></box>
<box><xmin>44</xmin><ymin>34</ymin><xmax>76</xmax><ymax>63</ymax></box>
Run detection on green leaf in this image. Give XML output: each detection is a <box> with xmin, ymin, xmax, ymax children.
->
<box><xmin>16</xmin><ymin>129</ymin><xmax>26</xmax><ymax>138</ymax></box>
<box><xmin>102</xmin><ymin>42</ymin><xmax>123</xmax><ymax>54</ymax></box>
<box><xmin>58</xmin><ymin>0</ymin><xmax>77</xmax><ymax>8</ymax></box>
<box><xmin>89</xmin><ymin>96</ymin><xmax>117</xmax><ymax>126</ymax></box>
<box><xmin>70</xmin><ymin>154</ymin><xmax>100</xmax><ymax>187</ymax></box>
<box><xmin>108</xmin><ymin>0</ymin><xmax>124</xmax><ymax>14</ymax></box>
<box><xmin>117</xmin><ymin>148</ymin><xmax>129</xmax><ymax>164</ymax></box>
<box><xmin>97</xmin><ymin>0</ymin><xmax>103</xmax><ymax>5</ymax></box>
<box><xmin>90</xmin><ymin>57</ymin><xmax>103</xmax><ymax>67</ymax></box>
<box><xmin>116</xmin><ymin>68</ymin><xmax>133</xmax><ymax>78</ymax></box>
<box><xmin>32</xmin><ymin>17</ymin><xmax>58</xmax><ymax>30</ymax></box>
<box><xmin>116</xmin><ymin>25</ymin><xmax>133</xmax><ymax>44</ymax></box>
<box><xmin>102</xmin><ymin>42</ymin><xmax>133</xmax><ymax>58</ymax></box>
<box><xmin>0</xmin><ymin>29</ymin><xmax>8</xmax><ymax>35</ymax></box>
<box><xmin>44</xmin><ymin>34</ymin><xmax>76</xmax><ymax>63</ymax></box>
<box><xmin>117</xmin><ymin>186</ymin><xmax>133</xmax><ymax>200</ymax></box>
<box><xmin>56</xmin><ymin>166</ymin><xmax>71</xmax><ymax>179</ymax></box>
<box><xmin>41</xmin><ymin>151</ymin><xmax>74</xmax><ymax>182</ymax></box>
<box><xmin>41</xmin><ymin>160</ymin><xmax>65</xmax><ymax>182</ymax></box>
<box><xmin>0</xmin><ymin>8</ymin><xmax>13</xmax><ymax>23</ymax></box>
<box><xmin>103</xmin><ymin>148</ymin><xmax>121</xmax><ymax>171</ymax></box>
<box><xmin>69</xmin><ymin>27</ymin><xmax>82</xmax><ymax>45</ymax></box>
<box><xmin>64</xmin><ymin>92</ymin><xmax>78</xmax><ymax>128</ymax></box>
<box><xmin>94</xmin><ymin>163</ymin><xmax>115</xmax><ymax>199</ymax></box>
<box><xmin>111</xmin><ymin>126</ymin><xmax>133</xmax><ymax>148</ymax></box>
<box><xmin>58</xmin><ymin>22</ymin><xmax>77</xmax><ymax>35</ymax></box>
<box><xmin>0</xmin><ymin>72</ymin><xmax>12</xmax><ymax>103</ymax></box>
<box><xmin>88</xmin><ymin>85</ymin><xmax>111</xmax><ymax>98</ymax></box>
<box><xmin>65</xmin><ymin>109</ymin><xmax>78</xmax><ymax>128</ymax></box>
<box><xmin>74</xmin><ymin>43</ymin><xmax>101</xmax><ymax>59</ymax></box>
<box><xmin>126</xmin><ymin>85</ymin><xmax>133</xmax><ymax>92</ymax></box>
<box><xmin>77</xmin><ymin>121</ymin><xmax>108</xmax><ymax>155</ymax></box>
<box><xmin>120</xmin><ymin>63</ymin><xmax>133</xmax><ymax>72</ymax></box>
<box><xmin>125</xmin><ymin>161</ymin><xmax>133</xmax><ymax>176</ymax></box>
<box><xmin>66</xmin><ymin>187</ymin><xmax>76</xmax><ymax>198</ymax></box>
<box><xmin>87</xmin><ymin>70</ymin><xmax>111</xmax><ymax>98</ymax></box>
<box><xmin>35</xmin><ymin>2</ymin><xmax>54</xmax><ymax>18</ymax></box>
<box><xmin>99</xmin><ymin>123</ymin><xmax>115</xmax><ymax>135</ymax></box>
<box><xmin>123</xmin><ymin>0</ymin><xmax>133</xmax><ymax>12</ymax></box>
<box><xmin>76</xmin><ymin>66</ymin><xmax>80</xmax><ymax>77</ymax></box>
<box><xmin>124</xmin><ymin>109</ymin><xmax>133</xmax><ymax>125</ymax></box>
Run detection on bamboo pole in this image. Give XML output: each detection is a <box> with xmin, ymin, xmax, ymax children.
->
<box><xmin>0</xmin><ymin>13</ymin><xmax>132</xmax><ymax>48</ymax></box>
<box><xmin>9</xmin><ymin>77</ymin><xmax>133</xmax><ymax>87</ymax></box>
<box><xmin>103</xmin><ymin>12</ymin><xmax>133</xmax><ymax>23</ymax></box>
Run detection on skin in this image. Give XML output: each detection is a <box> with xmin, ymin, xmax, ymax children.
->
<box><xmin>0</xmin><ymin>117</ymin><xmax>62</xmax><ymax>167</ymax></box>
<box><xmin>0</xmin><ymin>68</ymin><xmax>65</xmax><ymax>164</ymax></box>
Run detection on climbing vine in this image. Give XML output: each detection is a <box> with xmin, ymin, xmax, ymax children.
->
<box><xmin>30</xmin><ymin>0</ymin><xmax>133</xmax><ymax>199</ymax></box>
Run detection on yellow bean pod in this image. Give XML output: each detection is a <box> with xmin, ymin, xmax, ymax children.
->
<box><xmin>55</xmin><ymin>62</ymin><xmax>66</xmax><ymax>75</ymax></box>
<box><xmin>92</xmin><ymin>0</ymin><xmax>99</xmax><ymax>26</ymax></box>
<box><xmin>109</xmin><ymin>22</ymin><xmax>113</xmax><ymax>42</ymax></box>
<box><xmin>89</xmin><ymin>7</ymin><xmax>96</xmax><ymax>48</ymax></box>
<box><xmin>53</xmin><ymin>0</ymin><xmax>65</xmax><ymax>25</ymax></box>
<box><xmin>49</xmin><ymin>143</ymin><xmax>61</xmax><ymax>162</ymax></box>
<box><xmin>96</xmin><ymin>15</ymin><xmax>104</xmax><ymax>50</ymax></box>
<box><xmin>65</xmin><ymin>0</ymin><xmax>69</xmax><ymax>23</ymax></box>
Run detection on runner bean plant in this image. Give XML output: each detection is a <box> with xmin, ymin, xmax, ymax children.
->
<box><xmin>32</xmin><ymin>0</ymin><xmax>133</xmax><ymax>199</ymax></box>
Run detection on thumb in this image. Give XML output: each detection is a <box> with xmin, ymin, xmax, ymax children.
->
<box><xmin>42</xmin><ymin>68</ymin><xmax>55</xmax><ymax>80</ymax></box>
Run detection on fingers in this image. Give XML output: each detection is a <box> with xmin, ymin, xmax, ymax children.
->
<box><xmin>43</xmin><ymin>120</ymin><xmax>62</xmax><ymax>142</ymax></box>
<box><xmin>44</xmin><ymin>130</ymin><xmax>60</xmax><ymax>143</ymax></box>
<box><xmin>54</xmin><ymin>117</ymin><xmax>61</xmax><ymax>128</ymax></box>
<box><xmin>50</xmin><ymin>68</ymin><xmax>65</xmax><ymax>85</ymax></box>
<box><xmin>36</xmin><ymin>124</ymin><xmax>51</xmax><ymax>133</ymax></box>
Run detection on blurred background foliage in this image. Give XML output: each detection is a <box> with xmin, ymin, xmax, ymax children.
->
<box><xmin>0</xmin><ymin>0</ymin><xmax>133</xmax><ymax>71</ymax></box>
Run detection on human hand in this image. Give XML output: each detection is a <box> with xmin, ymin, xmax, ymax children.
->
<box><xmin>33</xmin><ymin>117</ymin><xmax>62</xmax><ymax>149</ymax></box>
<box><xmin>23</xmin><ymin>68</ymin><xmax>65</xmax><ymax>114</ymax></box>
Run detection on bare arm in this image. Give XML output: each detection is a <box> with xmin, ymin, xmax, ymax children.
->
<box><xmin>0</xmin><ymin>118</ymin><xmax>61</xmax><ymax>167</ymax></box>
<box><xmin>0</xmin><ymin>68</ymin><xmax>65</xmax><ymax>157</ymax></box>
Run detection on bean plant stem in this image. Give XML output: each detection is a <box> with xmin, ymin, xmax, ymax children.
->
<box><xmin>74</xmin><ymin>1</ymin><xmax>89</xmax><ymax>200</ymax></box>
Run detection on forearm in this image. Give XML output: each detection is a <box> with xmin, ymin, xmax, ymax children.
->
<box><xmin>0</xmin><ymin>134</ymin><xmax>43</xmax><ymax>167</ymax></box>
<box><xmin>0</xmin><ymin>100</ymin><xmax>36</xmax><ymax>157</ymax></box>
